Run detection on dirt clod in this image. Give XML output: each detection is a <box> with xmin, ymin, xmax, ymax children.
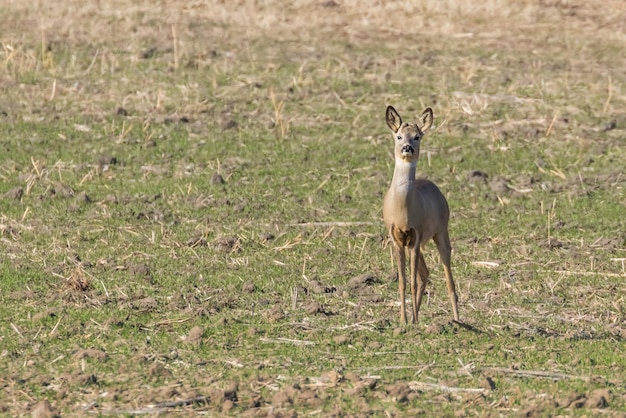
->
<box><xmin>425</xmin><ymin>321</ymin><xmax>446</xmax><ymax>335</ymax></box>
<box><xmin>52</xmin><ymin>183</ymin><xmax>74</xmax><ymax>198</ymax></box>
<box><xmin>467</xmin><ymin>170</ymin><xmax>488</xmax><ymax>183</ymax></box>
<box><xmin>483</xmin><ymin>376</ymin><xmax>496</xmax><ymax>391</ymax></box>
<box><xmin>242</xmin><ymin>282</ymin><xmax>255</xmax><ymax>293</ymax></box>
<box><xmin>74</xmin><ymin>191</ymin><xmax>91</xmax><ymax>203</ymax></box>
<box><xmin>489</xmin><ymin>176</ymin><xmax>510</xmax><ymax>195</ymax></box>
<box><xmin>562</xmin><ymin>392</ymin><xmax>586</xmax><ymax>409</ymax></box>
<box><xmin>213</xmin><ymin>236</ymin><xmax>240</xmax><ymax>253</ymax></box>
<box><xmin>321</xmin><ymin>370</ymin><xmax>343</xmax><ymax>385</ymax></box>
<box><xmin>158</xmin><ymin>386</ymin><xmax>178</xmax><ymax>399</ymax></box>
<box><xmin>333</xmin><ymin>334</ymin><xmax>349</xmax><ymax>345</ymax></box>
<box><xmin>602</xmin><ymin>119</ymin><xmax>617</xmax><ymax>131</ymax></box>
<box><xmin>211</xmin><ymin>173</ymin><xmax>225</xmax><ymax>185</ymax></box>
<box><xmin>259</xmin><ymin>232</ymin><xmax>275</xmax><ymax>242</ymax></box>
<box><xmin>248</xmin><ymin>396</ymin><xmax>262</xmax><ymax>408</ymax></box>
<box><xmin>66</xmin><ymin>267</ymin><xmax>91</xmax><ymax>292</ymax></box>
<box><xmin>386</xmin><ymin>382</ymin><xmax>411</xmax><ymax>403</ymax></box>
<box><xmin>266</xmin><ymin>306</ymin><xmax>284</xmax><ymax>322</ymax></box>
<box><xmin>3</xmin><ymin>186</ymin><xmax>23</xmax><ymax>200</ymax></box>
<box><xmin>220</xmin><ymin>118</ymin><xmax>238</xmax><ymax>130</ymax></box>
<box><xmin>585</xmin><ymin>388</ymin><xmax>611</xmax><ymax>408</ymax></box>
<box><xmin>539</xmin><ymin>238</ymin><xmax>563</xmax><ymax>249</ymax></box>
<box><xmin>187</xmin><ymin>326</ymin><xmax>204</xmax><ymax>345</ymax></box>
<box><xmin>346</xmin><ymin>274</ymin><xmax>380</xmax><ymax>292</ymax></box>
<box><xmin>308</xmin><ymin>279</ymin><xmax>325</xmax><ymax>294</ymax></box>
<box><xmin>129</xmin><ymin>263</ymin><xmax>151</xmax><ymax>278</ymax></box>
<box><xmin>222</xmin><ymin>399</ymin><xmax>234</xmax><ymax>413</ymax></box>
<box><xmin>148</xmin><ymin>362</ymin><xmax>171</xmax><ymax>379</ymax></box>
<box><xmin>73</xmin><ymin>348</ymin><xmax>107</xmax><ymax>361</ymax></box>
<box><xmin>32</xmin><ymin>309</ymin><xmax>57</xmax><ymax>322</ymax></box>
<box><xmin>70</xmin><ymin>373</ymin><xmax>98</xmax><ymax>386</ymax></box>
<box><xmin>271</xmin><ymin>390</ymin><xmax>292</xmax><ymax>406</ymax></box>
<box><xmin>224</xmin><ymin>388</ymin><xmax>238</xmax><ymax>403</ymax></box>
<box><xmin>98</xmin><ymin>155</ymin><xmax>118</xmax><ymax>166</ymax></box>
<box><xmin>186</xmin><ymin>230</ymin><xmax>208</xmax><ymax>247</ymax></box>
<box><xmin>607</xmin><ymin>324</ymin><xmax>626</xmax><ymax>339</ymax></box>
<box><xmin>345</xmin><ymin>371</ymin><xmax>361</xmax><ymax>383</ymax></box>
<box><xmin>297</xmin><ymin>389</ymin><xmax>322</xmax><ymax>407</ymax></box>
<box><xmin>304</xmin><ymin>301</ymin><xmax>324</xmax><ymax>315</ymax></box>
<box><xmin>322</xmin><ymin>0</ymin><xmax>339</xmax><ymax>8</ymax></box>
<box><xmin>31</xmin><ymin>400</ymin><xmax>59</xmax><ymax>418</ymax></box>
<box><xmin>516</xmin><ymin>174</ymin><xmax>539</xmax><ymax>187</ymax></box>
<box><xmin>591</xmin><ymin>236</ymin><xmax>624</xmax><ymax>250</ymax></box>
<box><xmin>131</xmin><ymin>297</ymin><xmax>157</xmax><ymax>310</ymax></box>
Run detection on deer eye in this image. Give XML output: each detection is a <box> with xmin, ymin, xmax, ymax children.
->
<box><xmin>396</xmin><ymin>135</ymin><xmax>402</xmax><ymax>141</ymax></box>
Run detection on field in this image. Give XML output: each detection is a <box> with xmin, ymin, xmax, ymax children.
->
<box><xmin>1</xmin><ymin>0</ymin><xmax>625</xmax><ymax>416</ymax></box>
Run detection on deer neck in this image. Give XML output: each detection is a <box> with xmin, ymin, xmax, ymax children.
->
<box><xmin>390</xmin><ymin>160</ymin><xmax>417</xmax><ymax>195</ymax></box>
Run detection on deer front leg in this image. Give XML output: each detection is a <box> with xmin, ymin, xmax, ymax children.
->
<box><xmin>408</xmin><ymin>243</ymin><xmax>419</xmax><ymax>324</ymax></box>
<box><xmin>416</xmin><ymin>251</ymin><xmax>430</xmax><ymax>324</ymax></box>
<box><xmin>409</xmin><ymin>243</ymin><xmax>429</xmax><ymax>324</ymax></box>
<box><xmin>393</xmin><ymin>243</ymin><xmax>407</xmax><ymax>324</ymax></box>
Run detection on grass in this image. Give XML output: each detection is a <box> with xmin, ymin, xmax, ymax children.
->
<box><xmin>1</xmin><ymin>0</ymin><xmax>625</xmax><ymax>416</ymax></box>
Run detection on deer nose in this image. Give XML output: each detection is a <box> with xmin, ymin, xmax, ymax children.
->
<box><xmin>401</xmin><ymin>144</ymin><xmax>414</xmax><ymax>156</ymax></box>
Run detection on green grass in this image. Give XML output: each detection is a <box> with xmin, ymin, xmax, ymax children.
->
<box><xmin>1</xmin><ymin>0</ymin><xmax>625</xmax><ymax>416</ymax></box>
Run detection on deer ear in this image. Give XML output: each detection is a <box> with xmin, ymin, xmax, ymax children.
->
<box><xmin>386</xmin><ymin>106</ymin><xmax>402</xmax><ymax>132</ymax></box>
<box><xmin>419</xmin><ymin>108</ymin><xmax>434</xmax><ymax>132</ymax></box>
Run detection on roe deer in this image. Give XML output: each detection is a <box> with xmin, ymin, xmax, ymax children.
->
<box><xmin>382</xmin><ymin>105</ymin><xmax>459</xmax><ymax>324</ymax></box>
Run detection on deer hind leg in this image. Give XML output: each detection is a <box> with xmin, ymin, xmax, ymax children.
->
<box><xmin>417</xmin><ymin>251</ymin><xmax>430</xmax><ymax>286</ymax></box>
<box><xmin>434</xmin><ymin>231</ymin><xmax>459</xmax><ymax>321</ymax></box>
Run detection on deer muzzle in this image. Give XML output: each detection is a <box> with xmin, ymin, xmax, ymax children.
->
<box><xmin>401</xmin><ymin>144</ymin><xmax>414</xmax><ymax>156</ymax></box>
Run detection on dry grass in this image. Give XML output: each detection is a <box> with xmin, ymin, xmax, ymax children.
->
<box><xmin>3</xmin><ymin>0</ymin><xmax>625</xmax><ymax>116</ymax></box>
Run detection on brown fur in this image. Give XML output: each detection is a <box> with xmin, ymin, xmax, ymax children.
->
<box><xmin>383</xmin><ymin>106</ymin><xmax>460</xmax><ymax>324</ymax></box>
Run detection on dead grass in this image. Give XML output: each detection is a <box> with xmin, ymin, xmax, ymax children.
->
<box><xmin>2</xmin><ymin>0</ymin><xmax>625</xmax><ymax>118</ymax></box>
